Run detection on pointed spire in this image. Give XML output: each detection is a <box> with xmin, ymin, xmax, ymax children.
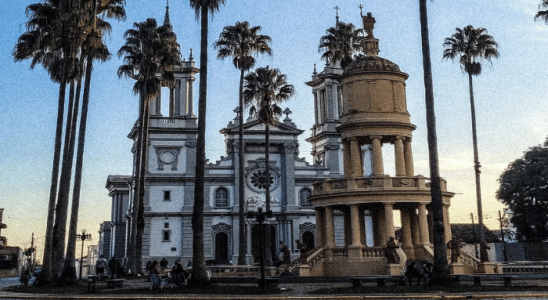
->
<box><xmin>334</xmin><ymin>6</ymin><xmax>340</xmax><ymax>26</ymax></box>
<box><xmin>163</xmin><ymin>0</ymin><xmax>171</xmax><ymax>26</ymax></box>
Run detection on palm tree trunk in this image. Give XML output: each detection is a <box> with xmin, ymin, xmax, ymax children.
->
<box><xmin>418</xmin><ymin>0</ymin><xmax>449</xmax><ymax>283</ymax></box>
<box><xmin>237</xmin><ymin>69</ymin><xmax>247</xmax><ymax>266</ymax></box>
<box><xmin>264</xmin><ymin>125</ymin><xmax>272</xmax><ymax>266</ymax></box>
<box><xmin>468</xmin><ymin>72</ymin><xmax>485</xmax><ymax>260</ymax></box>
<box><xmin>136</xmin><ymin>97</ymin><xmax>150</xmax><ymax>274</ymax></box>
<box><xmin>41</xmin><ymin>81</ymin><xmax>67</xmax><ymax>285</ymax></box>
<box><xmin>52</xmin><ymin>80</ymin><xmax>79</xmax><ymax>280</ymax></box>
<box><xmin>60</xmin><ymin>76</ymin><xmax>84</xmax><ymax>284</ymax></box>
<box><xmin>127</xmin><ymin>88</ymin><xmax>146</xmax><ymax>274</ymax></box>
<box><xmin>190</xmin><ymin>4</ymin><xmax>209</xmax><ymax>287</ymax></box>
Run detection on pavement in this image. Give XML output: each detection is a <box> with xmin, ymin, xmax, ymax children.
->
<box><xmin>2</xmin><ymin>276</ymin><xmax>548</xmax><ymax>300</ymax></box>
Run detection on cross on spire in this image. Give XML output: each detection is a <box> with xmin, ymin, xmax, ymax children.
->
<box><xmin>334</xmin><ymin>6</ymin><xmax>340</xmax><ymax>24</ymax></box>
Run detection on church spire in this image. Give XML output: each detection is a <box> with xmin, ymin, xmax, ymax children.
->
<box><xmin>164</xmin><ymin>0</ymin><xmax>171</xmax><ymax>26</ymax></box>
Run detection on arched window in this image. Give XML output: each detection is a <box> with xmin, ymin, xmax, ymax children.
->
<box><xmin>300</xmin><ymin>188</ymin><xmax>313</xmax><ymax>207</ymax></box>
<box><xmin>215</xmin><ymin>187</ymin><xmax>229</xmax><ymax>207</ymax></box>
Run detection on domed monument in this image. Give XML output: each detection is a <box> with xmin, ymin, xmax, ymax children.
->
<box><xmin>306</xmin><ymin>11</ymin><xmax>455</xmax><ymax>276</ymax></box>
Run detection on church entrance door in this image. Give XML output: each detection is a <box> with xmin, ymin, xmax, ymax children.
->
<box><xmin>215</xmin><ymin>232</ymin><xmax>229</xmax><ymax>263</ymax></box>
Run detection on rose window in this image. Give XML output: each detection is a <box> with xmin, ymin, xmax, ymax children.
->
<box><xmin>246</xmin><ymin>169</ymin><xmax>279</xmax><ymax>193</ymax></box>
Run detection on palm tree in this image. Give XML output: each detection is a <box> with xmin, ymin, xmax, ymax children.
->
<box><xmin>13</xmin><ymin>0</ymin><xmax>83</xmax><ymax>283</ymax></box>
<box><xmin>418</xmin><ymin>0</ymin><xmax>450</xmax><ymax>283</ymax></box>
<box><xmin>443</xmin><ymin>25</ymin><xmax>499</xmax><ymax>262</ymax></box>
<box><xmin>318</xmin><ymin>21</ymin><xmax>362</xmax><ymax>69</ymax></box>
<box><xmin>61</xmin><ymin>0</ymin><xmax>126</xmax><ymax>283</ymax></box>
<box><xmin>535</xmin><ymin>0</ymin><xmax>548</xmax><ymax>23</ymax></box>
<box><xmin>188</xmin><ymin>0</ymin><xmax>225</xmax><ymax>287</ymax></box>
<box><xmin>243</xmin><ymin>66</ymin><xmax>295</xmax><ymax>266</ymax></box>
<box><xmin>118</xmin><ymin>17</ymin><xmax>181</xmax><ymax>274</ymax></box>
<box><xmin>214</xmin><ymin>21</ymin><xmax>272</xmax><ymax>266</ymax></box>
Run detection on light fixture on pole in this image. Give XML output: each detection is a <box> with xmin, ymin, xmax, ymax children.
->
<box><xmin>246</xmin><ymin>206</ymin><xmax>272</xmax><ymax>291</ymax></box>
<box><xmin>77</xmin><ymin>229</ymin><xmax>92</xmax><ymax>280</ymax></box>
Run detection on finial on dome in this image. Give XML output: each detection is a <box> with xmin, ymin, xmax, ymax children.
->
<box><xmin>361</xmin><ymin>12</ymin><xmax>379</xmax><ymax>56</ymax></box>
<box><xmin>334</xmin><ymin>6</ymin><xmax>340</xmax><ymax>25</ymax></box>
<box><xmin>189</xmin><ymin>49</ymin><xmax>193</xmax><ymax>61</ymax></box>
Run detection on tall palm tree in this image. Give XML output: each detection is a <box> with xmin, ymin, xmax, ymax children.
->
<box><xmin>188</xmin><ymin>0</ymin><xmax>225</xmax><ymax>287</ymax></box>
<box><xmin>535</xmin><ymin>0</ymin><xmax>548</xmax><ymax>23</ymax></box>
<box><xmin>443</xmin><ymin>25</ymin><xmax>499</xmax><ymax>262</ymax></box>
<box><xmin>13</xmin><ymin>0</ymin><xmax>83</xmax><ymax>283</ymax></box>
<box><xmin>214</xmin><ymin>21</ymin><xmax>272</xmax><ymax>266</ymax></box>
<box><xmin>419</xmin><ymin>0</ymin><xmax>450</xmax><ymax>283</ymax></box>
<box><xmin>243</xmin><ymin>66</ymin><xmax>295</xmax><ymax>266</ymax></box>
<box><xmin>118</xmin><ymin>17</ymin><xmax>181</xmax><ymax>274</ymax></box>
<box><xmin>61</xmin><ymin>0</ymin><xmax>126</xmax><ymax>283</ymax></box>
<box><xmin>318</xmin><ymin>21</ymin><xmax>362</xmax><ymax>69</ymax></box>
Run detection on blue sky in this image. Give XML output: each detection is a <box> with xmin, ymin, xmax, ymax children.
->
<box><xmin>1</xmin><ymin>0</ymin><xmax>548</xmax><ymax>258</ymax></box>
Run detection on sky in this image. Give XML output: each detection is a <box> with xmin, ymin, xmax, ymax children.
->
<box><xmin>1</xmin><ymin>0</ymin><xmax>548</xmax><ymax>261</ymax></box>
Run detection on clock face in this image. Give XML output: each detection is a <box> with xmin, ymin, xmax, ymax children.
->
<box><xmin>246</xmin><ymin>169</ymin><xmax>279</xmax><ymax>193</ymax></box>
<box><xmin>159</xmin><ymin>150</ymin><xmax>176</xmax><ymax>164</ymax></box>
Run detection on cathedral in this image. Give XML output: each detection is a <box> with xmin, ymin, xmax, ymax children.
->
<box><xmin>100</xmin><ymin>5</ymin><xmax>351</xmax><ymax>268</ymax></box>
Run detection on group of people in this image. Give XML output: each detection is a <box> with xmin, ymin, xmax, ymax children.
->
<box><xmin>95</xmin><ymin>255</ymin><xmax>124</xmax><ymax>279</ymax></box>
<box><xmin>146</xmin><ymin>258</ymin><xmax>190</xmax><ymax>289</ymax></box>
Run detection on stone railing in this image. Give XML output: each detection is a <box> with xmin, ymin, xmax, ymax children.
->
<box><xmin>149</xmin><ymin>117</ymin><xmax>197</xmax><ymax>128</ymax></box>
<box><xmin>333</xmin><ymin>248</ymin><xmax>348</xmax><ymax>259</ymax></box>
<box><xmin>502</xmin><ymin>262</ymin><xmax>548</xmax><ymax>274</ymax></box>
<box><xmin>313</xmin><ymin>175</ymin><xmax>448</xmax><ymax>196</ymax></box>
<box><xmin>306</xmin><ymin>248</ymin><xmax>325</xmax><ymax>267</ymax></box>
<box><xmin>461</xmin><ymin>251</ymin><xmax>480</xmax><ymax>271</ymax></box>
<box><xmin>363</xmin><ymin>246</ymin><xmax>386</xmax><ymax>258</ymax></box>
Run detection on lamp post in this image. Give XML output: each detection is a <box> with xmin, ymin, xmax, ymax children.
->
<box><xmin>247</xmin><ymin>207</ymin><xmax>273</xmax><ymax>290</ymax></box>
<box><xmin>77</xmin><ymin>229</ymin><xmax>92</xmax><ymax>280</ymax></box>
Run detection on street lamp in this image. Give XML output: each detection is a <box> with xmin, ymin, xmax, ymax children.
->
<box><xmin>77</xmin><ymin>229</ymin><xmax>92</xmax><ymax>280</ymax></box>
<box><xmin>246</xmin><ymin>207</ymin><xmax>273</xmax><ymax>290</ymax></box>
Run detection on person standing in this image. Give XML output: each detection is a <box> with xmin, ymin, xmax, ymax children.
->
<box><xmin>108</xmin><ymin>256</ymin><xmax>118</xmax><ymax>279</ymax></box>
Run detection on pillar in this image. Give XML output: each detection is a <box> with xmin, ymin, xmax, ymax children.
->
<box><xmin>394</xmin><ymin>136</ymin><xmax>406</xmax><ymax>177</ymax></box>
<box><xmin>443</xmin><ymin>204</ymin><xmax>452</xmax><ymax>243</ymax></box>
<box><xmin>315</xmin><ymin>208</ymin><xmax>325</xmax><ymax>248</ymax></box>
<box><xmin>324</xmin><ymin>207</ymin><xmax>335</xmax><ymax>248</ymax></box>
<box><xmin>350</xmin><ymin>138</ymin><xmax>363</xmax><ymax>177</ymax></box>
<box><xmin>343</xmin><ymin>139</ymin><xmax>352</xmax><ymax>178</ymax></box>
<box><xmin>384</xmin><ymin>202</ymin><xmax>395</xmax><ymax>240</ymax></box>
<box><xmin>418</xmin><ymin>204</ymin><xmax>430</xmax><ymax>246</ymax></box>
<box><xmin>404</xmin><ymin>138</ymin><xmax>414</xmax><ymax>177</ymax></box>
<box><xmin>400</xmin><ymin>209</ymin><xmax>415</xmax><ymax>258</ymax></box>
<box><xmin>410</xmin><ymin>209</ymin><xmax>420</xmax><ymax>247</ymax></box>
<box><xmin>188</xmin><ymin>78</ymin><xmax>195</xmax><ymax>116</ymax></box>
<box><xmin>371</xmin><ymin>136</ymin><xmax>384</xmax><ymax>176</ymax></box>
<box><xmin>350</xmin><ymin>204</ymin><xmax>362</xmax><ymax>247</ymax></box>
<box><xmin>246</xmin><ymin>223</ymin><xmax>252</xmax><ymax>260</ymax></box>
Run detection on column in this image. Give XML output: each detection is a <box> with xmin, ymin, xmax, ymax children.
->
<box><xmin>418</xmin><ymin>204</ymin><xmax>430</xmax><ymax>246</ymax></box>
<box><xmin>410</xmin><ymin>210</ymin><xmax>421</xmax><ymax>247</ymax></box>
<box><xmin>371</xmin><ymin>136</ymin><xmax>384</xmax><ymax>176</ymax></box>
<box><xmin>443</xmin><ymin>204</ymin><xmax>452</xmax><ymax>243</ymax></box>
<box><xmin>325</xmin><ymin>85</ymin><xmax>334</xmax><ymax>120</ymax></box>
<box><xmin>394</xmin><ymin>136</ymin><xmax>406</xmax><ymax>177</ymax></box>
<box><xmin>384</xmin><ymin>202</ymin><xmax>395</xmax><ymax>240</ymax></box>
<box><xmin>188</xmin><ymin>78</ymin><xmax>194</xmax><ymax>116</ymax></box>
<box><xmin>315</xmin><ymin>208</ymin><xmax>325</xmax><ymax>248</ymax></box>
<box><xmin>350</xmin><ymin>205</ymin><xmax>362</xmax><ymax>247</ymax></box>
<box><xmin>343</xmin><ymin>139</ymin><xmax>352</xmax><ymax>178</ymax></box>
<box><xmin>400</xmin><ymin>209</ymin><xmax>414</xmax><ymax>258</ymax></box>
<box><xmin>324</xmin><ymin>207</ymin><xmax>335</xmax><ymax>248</ymax></box>
<box><xmin>246</xmin><ymin>223</ymin><xmax>252</xmax><ymax>260</ymax></box>
<box><xmin>350</xmin><ymin>138</ymin><xmax>363</xmax><ymax>177</ymax></box>
<box><xmin>404</xmin><ymin>138</ymin><xmax>414</xmax><ymax>177</ymax></box>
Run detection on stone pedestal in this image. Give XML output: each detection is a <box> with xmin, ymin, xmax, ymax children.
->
<box><xmin>449</xmin><ymin>263</ymin><xmax>464</xmax><ymax>275</ymax></box>
<box><xmin>298</xmin><ymin>264</ymin><xmax>311</xmax><ymax>277</ymax></box>
<box><xmin>386</xmin><ymin>264</ymin><xmax>402</xmax><ymax>276</ymax></box>
<box><xmin>480</xmin><ymin>262</ymin><xmax>498</xmax><ymax>274</ymax></box>
<box><xmin>347</xmin><ymin>246</ymin><xmax>363</xmax><ymax>259</ymax></box>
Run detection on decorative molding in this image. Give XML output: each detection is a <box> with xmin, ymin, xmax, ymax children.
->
<box><xmin>155</xmin><ymin>147</ymin><xmax>181</xmax><ymax>171</ymax></box>
<box><xmin>212</xmin><ymin>222</ymin><xmax>232</xmax><ymax>234</ymax></box>
<box><xmin>185</xmin><ymin>141</ymin><xmax>197</xmax><ymax>148</ymax></box>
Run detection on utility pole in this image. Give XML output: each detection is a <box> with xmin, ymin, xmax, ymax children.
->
<box><xmin>471</xmin><ymin>213</ymin><xmax>479</xmax><ymax>259</ymax></box>
<box><xmin>499</xmin><ymin>210</ymin><xmax>508</xmax><ymax>262</ymax></box>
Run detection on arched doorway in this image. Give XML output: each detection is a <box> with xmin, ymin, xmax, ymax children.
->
<box><xmin>251</xmin><ymin>224</ymin><xmax>277</xmax><ymax>264</ymax></box>
<box><xmin>302</xmin><ymin>231</ymin><xmax>315</xmax><ymax>252</ymax></box>
<box><xmin>215</xmin><ymin>232</ymin><xmax>229</xmax><ymax>263</ymax></box>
